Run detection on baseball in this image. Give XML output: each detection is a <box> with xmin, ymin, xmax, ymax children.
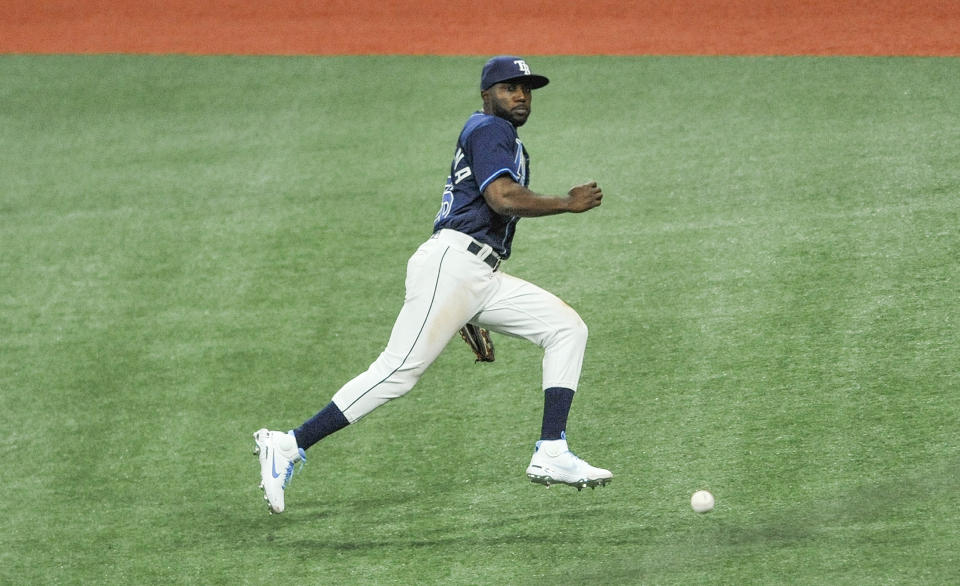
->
<box><xmin>691</xmin><ymin>490</ymin><xmax>715</xmax><ymax>513</ymax></box>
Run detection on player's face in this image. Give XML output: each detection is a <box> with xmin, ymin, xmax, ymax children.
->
<box><xmin>484</xmin><ymin>81</ymin><xmax>533</xmax><ymax>127</ymax></box>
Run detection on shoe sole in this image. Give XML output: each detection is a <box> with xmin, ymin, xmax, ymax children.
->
<box><xmin>252</xmin><ymin>431</ymin><xmax>283</xmax><ymax>514</ymax></box>
<box><xmin>527</xmin><ymin>472</ymin><xmax>611</xmax><ymax>491</ymax></box>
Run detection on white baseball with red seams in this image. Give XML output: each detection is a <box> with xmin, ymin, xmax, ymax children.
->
<box><xmin>691</xmin><ymin>490</ymin><xmax>715</xmax><ymax>513</ymax></box>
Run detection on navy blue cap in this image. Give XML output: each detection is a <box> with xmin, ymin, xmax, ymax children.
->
<box><xmin>481</xmin><ymin>56</ymin><xmax>550</xmax><ymax>91</ymax></box>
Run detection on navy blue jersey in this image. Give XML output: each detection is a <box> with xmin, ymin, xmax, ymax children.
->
<box><xmin>433</xmin><ymin>112</ymin><xmax>529</xmax><ymax>259</ymax></box>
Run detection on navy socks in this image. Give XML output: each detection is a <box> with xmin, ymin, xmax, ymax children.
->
<box><xmin>540</xmin><ymin>387</ymin><xmax>575</xmax><ymax>440</ymax></box>
<box><xmin>293</xmin><ymin>388</ymin><xmax>572</xmax><ymax>450</ymax></box>
<box><xmin>293</xmin><ymin>401</ymin><xmax>350</xmax><ymax>451</ymax></box>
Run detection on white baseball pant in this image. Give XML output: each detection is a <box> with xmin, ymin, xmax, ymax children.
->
<box><xmin>331</xmin><ymin>228</ymin><xmax>588</xmax><ymax>423</ymax></box>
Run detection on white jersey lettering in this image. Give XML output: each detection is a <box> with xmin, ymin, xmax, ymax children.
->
<box><xmin>454</xmin><ymin>166</ymin><xmax>472</xmax><ymax>184</ymax></box>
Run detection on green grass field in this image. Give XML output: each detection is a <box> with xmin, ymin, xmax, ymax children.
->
<box><xmin>2</xmin><ymin>55</ymin><xmax>958</xmax><ymax>584</ymax></box>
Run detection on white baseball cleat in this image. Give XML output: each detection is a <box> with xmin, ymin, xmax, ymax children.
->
<box><xmin>253</xmin><ymin>428</ymin><xmax>306</xmax><ymax>514</ymax></box>
<box><xmin>525</xmin><ymin>433</ymin><xmax>612</xmax><ymax>491</ymax></box>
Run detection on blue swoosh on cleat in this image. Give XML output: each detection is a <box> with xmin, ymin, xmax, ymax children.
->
<box><xmin>271</xmin><ymin>453</ymin><xmax>282</xmax><ymax>479</ymax></box>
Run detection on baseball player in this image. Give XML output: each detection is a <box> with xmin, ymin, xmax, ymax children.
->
<box><xmin>253</xmin><ymin>56</ymin><xmax>611</xmax><ymax>514</ymax></box>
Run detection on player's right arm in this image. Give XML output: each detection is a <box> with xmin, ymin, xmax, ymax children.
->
<box><xmin>483</xmin><ymin>176</ymin><xmax>603</xmax><ymax>217</ymax></box>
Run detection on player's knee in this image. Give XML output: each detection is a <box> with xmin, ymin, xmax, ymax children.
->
<box><xmin>393</xmin><ymin>366</ymin><xmax>424</xmax><ymax>389</ymax></box>
<box><xmin>371</xmin><ymin>353</ymin><xmax>427</xmax><ymax>392</ymax></box>
<box><xmin>548</xmin><ymin>313</ymin><xmax>588</xmax><ymax>351</ymax></box>
<box><xmin>567</xmin><ymin>316</ymin><xmax>588</xmax><ymax>349</ymax></box>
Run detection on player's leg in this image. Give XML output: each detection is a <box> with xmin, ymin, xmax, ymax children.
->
<box><xmin>472</xmin><ymin>273</ymin><xmax>612</xmax><ymax>489</ymax></box>
<box><xmin>323</xmin><ymin>239</ymin><xmax>485</xmax><ymax>424</ymax></box>
<box><xmin>253</xmin><ymin>238</ymin><xmax>485</xmax><ymax>513</ymax></box>
<box><xmin>295</xmin><ymin>236</ymin><xmax>496</xmax><ymax>445</ymax></box>
<box><xmin>473</xmin><ymin>272</ymin><xmax>588</xmax><ymax>394</ymax></box>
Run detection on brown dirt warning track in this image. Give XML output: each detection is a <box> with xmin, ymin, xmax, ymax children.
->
<box><xmin>3</xmin><ymin>0</ymin><xmax>959</xmax><ymax>56</ymax></box>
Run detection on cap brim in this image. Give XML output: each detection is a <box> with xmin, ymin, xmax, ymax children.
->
<box><xmin>486</xmin><ymin>74</ymin><xmax>550</xmax><ymax>90</ymax></box>
<box><xmin>526</xmin><ymin>74</ymin><xmax>550</xmax><ymax>89</ymax></box>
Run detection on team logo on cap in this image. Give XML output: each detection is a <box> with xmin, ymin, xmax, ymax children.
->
<box><xmin>514</xmin><ymin>60</ymin><xmax>532</xmax><ymax>75</ymax></box>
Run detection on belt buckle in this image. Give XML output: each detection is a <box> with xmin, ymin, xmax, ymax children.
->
<box><xmin>482</xmin><ymin>246</ymin><xmax>501</xmax><ymax>271</ymax></box>
<box><xmin>478</xmin><ymin>243</ymin><xmax>500</xmax><ymax>271</ymax></box>
<box><xmin>468</xmin><ymin>239</ymin><xmax>500</xmax><ymax>271</ymax></box>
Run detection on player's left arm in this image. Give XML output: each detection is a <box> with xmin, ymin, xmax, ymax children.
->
<box><xmin>483</xmin><ymin>176</ymin><xmax>602</xmax><ymax>217</ymax></box>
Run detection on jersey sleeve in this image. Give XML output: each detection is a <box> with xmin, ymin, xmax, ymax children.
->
<box><xmin>463</xmin><ymin>119</ymin><xmax>520</xmax><ymax>193</ymax></box>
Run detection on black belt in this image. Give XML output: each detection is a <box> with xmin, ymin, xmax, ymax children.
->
<box><xmin>467</xmin><ymin>241</ymin><xmax>502</xmax><ymax>271</ymax></box>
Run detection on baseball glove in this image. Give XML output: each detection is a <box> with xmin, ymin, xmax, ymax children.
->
<box><xmin>459</xmin><ymin>323</ymin><xmax>495</xmax><ymax>363</ymax></box>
